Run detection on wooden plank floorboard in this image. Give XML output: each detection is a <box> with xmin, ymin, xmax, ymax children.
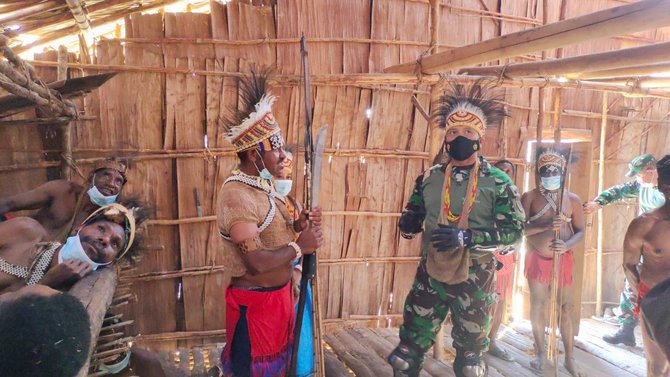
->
<box><xmin>321</xmin><ymin>321</ymin><xmax>645</xmax><ymax>377</ymax></box>
<box><xmin>511</xmin><ymin>321</ymin><xmax>641</xmax><ymax>377</ymax></box>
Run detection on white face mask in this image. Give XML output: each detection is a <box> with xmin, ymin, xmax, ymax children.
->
<box><xmin>540</xmin><ymin>176</ymin><xmax>561</xmax><ymax>191</ymax></box>
<box><xmin>58</xmin><ymin>234</ymin><xmax>110</xmax><ymax>271</ymax></box>
<box><xmin>87</xmin><ymin>175</ymin><xmax>119</xmax><ymax>206</ymax></box>
<box><xmin>274</xmin><ymin>179</ymin><xmax>293</xmax><ymax>196</ymax></box>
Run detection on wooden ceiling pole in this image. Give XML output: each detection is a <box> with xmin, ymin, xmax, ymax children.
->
<box><xmin>576</xmin><ymin>61</ymin><xmax>670</xmax><ymax>80</ymax></box>
<box><xmin>0</xmin><ymin>0</ymin><xmax>62</xmax><ymax>24</ymax></box>
<box><xmin>13</xmin><ymin>0</ymin><xmax>185</xmax><ymax>54</ymax></box>
<box><xmin>384</xmin><ymin>0</ymin><xmax>670</xmax><ymax>74</ymax></box>
<box><xmin>459</xmin><ymin>41</ymin><xmax>670</xmax><ymax>78</ymax></box>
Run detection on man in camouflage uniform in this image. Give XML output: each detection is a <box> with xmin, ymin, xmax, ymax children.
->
<box><xmin>388</xmin><ymin>82</ymin><xmax>525</xmax><ymax>377</ymax></box>
<box><xmin>583</xmin><ymin>153</ymin><xmax>664</xmax><ymax>346</ymax></box>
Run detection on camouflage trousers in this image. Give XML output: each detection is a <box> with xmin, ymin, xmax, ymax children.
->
<box><xmin>399</xmin><ymin>258</ymin><xmax>497</xmax><ymax>358</ymax></box>
<box><xmin>617</xmin><ymin>278</ymin><xmax>639</xmax><ymax>328</ymax></box>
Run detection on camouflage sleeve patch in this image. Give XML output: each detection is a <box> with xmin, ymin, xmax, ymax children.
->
<box><xmin>470</xmin><ymin>168</ymin><xmax>525</xmax><ymax>247</ymax></box>
<box><xmin>594</xmin><ymin>181</ymin><xmax>640</xmax><ymax>206</ymax></box>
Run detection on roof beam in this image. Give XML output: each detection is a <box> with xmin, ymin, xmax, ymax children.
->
<box><xmin>0</xmin><ymin>1</ymin><xmax>62</xmax><ymax>24</ymax></box>
<box><xmin>575</xmin><ymin>61</ymin><xmax>670</xmax><ymax>80</ymax></box>
<box><xmin>383</xmin><ymin>0</ymin><xmax>670</xmax><ymax>74</ymax></box>
<box><xmin>458</xmin><ymin>41</ymin><xmax>670</xmax><ymax>78</ymax></box>
<box><xmin>64</xmin><ymin>0</ymin><xmax>92</xmax><ymax>36</ymax></box>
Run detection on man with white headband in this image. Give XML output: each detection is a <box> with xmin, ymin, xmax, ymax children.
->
<box><xmin>388</xmin><ymin>81</ymin><xmax>525</xmax><ymax>377</ymax></box>
<box><xmin>216</xmin><ymin>70</ymin><xmax>323</xmax><ymax>377</ymax></box>
<box><xmin>0</xmin><ymin>203</ymin><xmax>143</xmax><ymax>295</ymax></box>
<box><xmin>521</xmin><ymin>148</ymin><xmax>585</xmax><ymax>377</ymax></box>
<box><xmin>0</xmin><ymin>158</ymin><xmax>128</xmax><ymax>241</ymax></box>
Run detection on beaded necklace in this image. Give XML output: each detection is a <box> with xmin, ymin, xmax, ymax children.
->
<box><xmin>443</xmin><ymin>158</ymin><xmax>480</xmax><ymax>223</ymax></box>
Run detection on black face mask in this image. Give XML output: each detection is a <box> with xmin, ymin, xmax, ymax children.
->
<box><xmin>445</xmin><ymin>136</ymin><xmax>480</xmax><ymax>161</ymax></box>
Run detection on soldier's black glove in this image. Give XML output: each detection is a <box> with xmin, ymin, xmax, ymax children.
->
<box><xmin>430</xmin><ymin>224</ymin><xmax>472</xmax><ymax>252</ymax></box>
<box><xmin>398</xmin><ymin>210</ymin><xmax>425</xmax><ymax>239</ymax></box>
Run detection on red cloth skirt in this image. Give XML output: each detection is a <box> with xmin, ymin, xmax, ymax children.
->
<box><xmin>524</xmin><ymin>250</ymin><xmax>574</xmax><ymax>287</ymax></box>
<box><xmin>634</xmin><ymin>281</ymin><xmax>652</xmax><ymax>316</ymax></box>
<box><xmin>495</xmin><ymin>252</ymin><xmax>515</xmax><ymax>299</ymax></box>
<box><xmin>221</xmin><ymin>282</ymin><xmax>294</xmax><ymax>377</ymax></box>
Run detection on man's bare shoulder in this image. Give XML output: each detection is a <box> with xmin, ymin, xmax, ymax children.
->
<box><xmin>567</xmin><ymin>191</ymin><xmax>583</xmax><ymax>205</ymax></box>
<box><xmin>44</xmin><ymin>179</ymin><xmax>82</xmax><ymax>195</ymax></box>
<box><xmin>1</xmin><ymin>217</ymin><xmax>48</xmax><ymax>241</ymax></box>
<box><xmin>628</xmin><ymin>212</ymin><xmax>658</xmax><ymax>232</ymax></box>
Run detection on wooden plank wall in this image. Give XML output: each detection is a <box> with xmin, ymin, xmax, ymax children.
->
<box><xmin>3</xmin><ymin>0</ymin><xmax>670</xmax><ymax>350</ymax></box>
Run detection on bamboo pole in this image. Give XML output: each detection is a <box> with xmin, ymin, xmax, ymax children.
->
<box><xmin>596</xmin><ymin>92</ymin><xmax>608</xmax><ymax>318</ymax></box>
<box><xmin>576</xmin><ymin>61</ymin><xmax>670</xmax><ymax>80</ymax></box>
<box><xmin>460</xmin><ymin>41</ymin><xmax>670</xmax><ymax>78</ymax></box>
<box><xmin>114</xmin><ymin>36</ymin><xmax>457</xmax><ymax>48</ymax></box>
<box><xmin>0</xmin><ymin>0</ymin><xmax>62</xmax><ymax>24</ymax></box>
<box><xmin>64</xmin><ymin>0</ymin><xmax>92</xmax><ymax>35</ymax></box>
<box><xmin>553</xmin><ymin>90</ymin><xmax>563</xmax><ymax>144</ymax></box>
<box><xmin>385</xmin><ymin>0</ymin><xmax>670</xmax><ymax>74</ymax></box>
<box><xmin>12</xmin><ymin>0</ymin><xmax>188</xmax><ymax>54</ymax></box>
<box><xmin>121</xmin><ymin>257</ymin><xmax>422</xmax><ymax>282</ymax></box>
<box><xmin>597</xmin><ymin>77</ymin><xmax>670</xmax><ymax>88</ymax></box>
<box><xmin>22</xmin><ymin>60</ymin><xmax>670</xmax><ymax>98</ymax></box>
<box><xmin>135</xmin><ymin>329</ymin><xmax>226</xmax><ymax>343</ymax></box>
<box><xmin>430</xmin><ymin>0</ymin><xmax>441</xmax><ymax>53</ymax></box>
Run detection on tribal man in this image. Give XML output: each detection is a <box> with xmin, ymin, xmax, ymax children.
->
<box><xmin>388</xmin><ymin>82</ymin><xmax>525</xmax><ymax>377</ymax></box>
<box><xmin>216</xmin><ymin>71</ymin><xmax>323</xmax><ymax>377</ymax></box>
<box><xmin>521</xmin><ymin>148</ymin><xmax>585</xmax><ymax>377</ymax></box>
<box><xmin>622</xmin><ymin>155</ymin><xmax>670</xmax><ymax>377</ymax></box>
<box><xmin>584</xmin><ymin>153</ymin><xmax>664</xmax><ymax>347</ymax></box>
<box><xmin>0</xmin><ymin>203</ymin><xmax>145</xmax><ymax>295</ymax></box>
<box><xmin>0</xmin><ymin>158</ymin><xmax>128</xmax><ymax>241</ymax></box>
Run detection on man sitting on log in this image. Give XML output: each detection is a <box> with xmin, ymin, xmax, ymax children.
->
<box><xmin>0</xmin><ymin>202</ymin><xmax>146</xmax><ymax>295</ymax></box>
<box><xmin>622</xmin><ymin>155</ymin><xmax>670</xmax><ymax>377</ymax></box>
<box><xmin>0</xmin><ymin>284</ymin><xmax>91</xmax><ymax>377</ymax></box>
<box><xmin>388</xmin><ymin>81</ymin><xmax>525</xmax><ymax>377</ymax></box>
<box><xmin>0</xmin><ymin>158</ymin><xmax>128</xmax><ymax>241</ymax></box>
<box><xmin>521</xmin><ymin>148</ymin><xmax>585</xmax><ymax>377</ymax></box>
<box><xmin>216</xmin><ymin>71</ymin><xmax>323</xmax><ymax>377</ymax></box>
<box><xmin>583</xmin><ymin>153</ymin><xmax>664</xmax><ymax>347</ymax></box>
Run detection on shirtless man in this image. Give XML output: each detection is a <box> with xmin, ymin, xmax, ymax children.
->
<box><xmin>0</xmin><ymin>203</ymin><xmax>142</xmax><ymax>294</ymax></box>
<box><xmin>623</xmin><ymin>155</ymin><xmax>670</xmax><ymax>377</ymax></box>
<box><xmin>521</xmin><ymin>149</ymin><xmax>585</xmax><ymax>377</ymax></box>
<box><xmin>0</xmin><ymin>158</ymin><xmax>127</xmax><ymax>241</ymax></box>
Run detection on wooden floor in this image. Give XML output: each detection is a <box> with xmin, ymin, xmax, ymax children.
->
<box><xmin>323</xmin><ymin>318</ymin><xmax>647</xmax><ymax>377</ymax></box>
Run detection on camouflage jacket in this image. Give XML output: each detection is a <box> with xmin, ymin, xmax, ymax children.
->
<box><xmin>593</xmin><ymin>180</ymin><xmax>665</xmax><ymax>214</ymax></box>
<box><xmin>399</xmin><ymin>157</ymin><xmax>525</xmax><ymax>256</ymax></box>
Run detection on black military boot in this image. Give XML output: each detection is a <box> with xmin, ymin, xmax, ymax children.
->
<box><xmin>602</xmin><ymin>323</ymin><xmax>636</xmax><ymax>347</ymax></box>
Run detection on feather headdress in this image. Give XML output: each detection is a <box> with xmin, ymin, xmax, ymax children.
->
<box><xmin>221</xmin><ymin>69</ymin><xmax>284</xmax><ymax>153</ymax></box>
<box><xmin>432</xmin><ymin>80</ymin><xmax>507</xmax><ymax>137</ymax></box>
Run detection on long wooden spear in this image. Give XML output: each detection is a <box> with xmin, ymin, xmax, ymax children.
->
<box><xmin>546</xmin><ymin>145</ymin><xmax>573</xmax><ymax>375</ymax></box>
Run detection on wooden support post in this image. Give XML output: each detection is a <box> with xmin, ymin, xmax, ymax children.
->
<box><xmin>553</xmin><ymin>90</ymin><xmax>562</xmax><ymax>145</ymax></box>
<box><xmin>596</xmin><ymin>91</ymin><xmax>608</xmax><ymax>317</ymax></box>
<box><xmin>384</xmin><ymin>0</ymin><xmax>670</xmax><ymax>73</ymax></box>
<box><xmin>57</xmin><ymin>45</ymin><xmax>73</xmax><ymax>180</ymax></box>
<box><xmin>70</xmin><ymin>268</ymin><xmax>118</xmax><ymax>377</ymax></box>
<box><xmin>537</xmin><ymin>88</ymin><xmax>545</xmax><ymax>146</ymax></box>
<box><xmin>430</xmin><ymin>0</ymin><xmax>441</xmax><ymax>54</ymax></box>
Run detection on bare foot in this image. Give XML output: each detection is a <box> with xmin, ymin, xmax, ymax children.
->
<box><xmin>530</xmin><ymin>354</ymin><xmax>548</xmax><ymax>375</ymax></box>
<box><xmin>488</xmin><ymin>344</ymin><xmax>514</xmax><ymax>362</ymax></box>
<box><xmin>564</xmin><ymin>356</ymin><xmax>586</xmax><ymax>377</ymax></box>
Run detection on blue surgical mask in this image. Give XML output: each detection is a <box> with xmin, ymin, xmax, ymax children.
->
<box><xmin>255</xmin><ymin>150</ymin><xmax>274</xmax><ymax>180</ymax></box>
<box><xmin>274</xmin><ymin>179</ymin><xmax>293</xmax><ymax>196</ymax></box>
<box><xmin>58</xmin><ymin>234</ymin><xmax>109</xmax><ymax>271</ymax></box>
<box><xmin>87</xmin><ymin>175</ymin><xmax>118</xmax><ymax>206</ymax></box>
<box><xmin>540</xmin><ymin>176</ymin><xmax>561</xmax><ymax>191</ymax></box>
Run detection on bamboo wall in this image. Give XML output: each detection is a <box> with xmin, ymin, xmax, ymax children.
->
<box><xmin>2</xmin><ymin>0</ymin><xmax>670</xmax><ymax>349</ymax></box>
